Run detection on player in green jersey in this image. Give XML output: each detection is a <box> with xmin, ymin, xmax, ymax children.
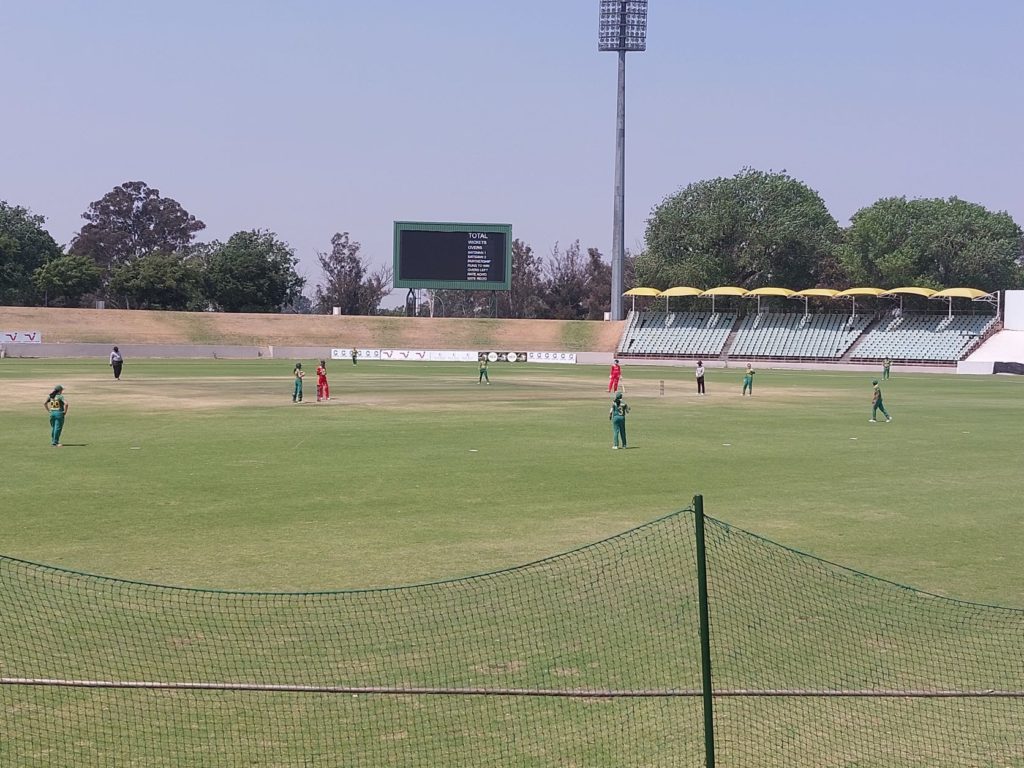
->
<box><xmin>883</xmin><ymin>358</ymin><xmax>891</xmax><ymax>380</ymax></box>
<box><xmin>292</xmin><ymin>363</ymin><xmax>304</xmax><ymax>402</ymax></box>
<box><xmin>741</xmin><ymin>363</ymin><xmax>755</xmax><ymax>396</ymax></box>
<box><xmin>609</xmin><ymin>391</ymin><xmax>630</xmax><ymax>449</ymax></box>
<box><xmin>479</xmin><ymin>357</ymin><xmax>490</xmax><ymax>384</ymax></box>
<box><xmin>44</xmin><ymin>384</ymin><xmax>68</xmax><ymax>446</ymax></box>
<box><xmin>870</xmin><ymin>380</ymin><xmax>892</xmax><ymax>422</ymax></box>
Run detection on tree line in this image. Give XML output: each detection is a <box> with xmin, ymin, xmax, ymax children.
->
<box><xmin>638</xmin><ymin>169</ymin><xmax>1023</xmax><ymax>295</ymax></box>
<box><xmin>2</xmin><ymin>172</ymin><xmax>1021</xmax><ymax>318</ymax></box>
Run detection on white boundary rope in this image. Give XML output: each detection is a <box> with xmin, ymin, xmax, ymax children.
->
<box><xmin>2</xmin><ymin>678</ymin><xmax>1022</xmax><ymax>698</ymax></box>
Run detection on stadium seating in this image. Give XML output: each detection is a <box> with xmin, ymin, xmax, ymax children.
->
<box><xmin>618</xmin><ymin>311</ymin><xmax>737</xmax><ymax>357</ymax></box>
<box><xmin>852</xmin><ymin>314</ymin><xmax>997</xmax><ymax>361</ymax></box>
<box><xmin>618</xmin><ymin>310</ymin><xmax>997</xmax><ymax>362</ymax></box>
<box><xmin>729</xmin><ymin>313</ymin><xmax>871</xmax><ymax>359</ymax></box>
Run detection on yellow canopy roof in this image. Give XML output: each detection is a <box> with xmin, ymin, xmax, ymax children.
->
<box><xmin>622</xmin><ymin>287</ymin><xmax>661</xmax><ymax>297</ymax></box>
<box><xmin>792</xmin><ymin>288</ymin><xmax>839</xmax><ymax>298</ymax></box>
<box><xmin>745</xmin><ymin>287</ymin><xmax>795</xmax><ymax>297</ymax></box>
<box><xmin>660</xmin><ymin>286</ymin><xmax>703</xmax><ymax>297</ymax></box>
<box><xmin>930</xmin><ymin>287</ymin><xmax>991</xmax><ymax>300</ymax></box>
<box><xmin>880</xmin><ymin>287</ymin><xmax>937</xmax><ymax>298</ymax></box>
<box><xmin>700</xmin><ymin>286</ymin><xmax>749</xmax><ymax>297</ymax></box>
<box><xmin>836</xmin><ymin>287</ymin><xmax>885</xmax><ymax>297</ymax></box>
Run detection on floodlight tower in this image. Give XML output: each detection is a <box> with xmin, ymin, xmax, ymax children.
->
<box><xmin>599</xmin><ymin>0</ymin><xmax>647</xmax><ymax>321</ymax></box>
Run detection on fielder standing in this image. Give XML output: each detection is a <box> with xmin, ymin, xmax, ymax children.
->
<box><xmin>741</xmin><ymin>363</ymin><xmax>755</xmax><ymax>396</ymax></box>
<box><xmin>870</xmin><ymin>379</ymin><xmax>892</xmax><ymax>422</ymax></box>
<box><xmin>44</xmin><ymin>384</ymin><xmax>68</xmax><ymax>447</ymax></box>
<box><xmin>609</xmin><ymin>391</ymin><xmax>630</xmax><ymax>450</ymax></box>
<box><xmin>292</xmin><ymin>363</ymin><xmax>304</xmax><ymax>403</ymax></box>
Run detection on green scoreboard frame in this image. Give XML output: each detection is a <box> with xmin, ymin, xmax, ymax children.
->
<box><xmin>393</xmin><ymin>221</ymin><xmax>513</xmax><ymax>291</ymax></box>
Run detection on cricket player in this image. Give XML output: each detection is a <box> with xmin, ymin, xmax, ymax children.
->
<box><xmin>741</xmin><ymin>363</ymin><xmax>755</xmax><ymax>396</ymax></box>
<box><xmin>316</xmin><ymin>360</ymin><xmax>330</xmax><ymax>401</ymax></box>
<box><xmin>292</xmin><ymin>363</ymin><xmax>304</xmax><ymax>403</ymax></box>
<box><xmin>44</xmin><ymin>384</ymin><xmax>68</xmax><ymax>446</ymax></box>
<box><xmin>609</xmin><ymin>391</ymin><xmax>630</xmax><ymax>449</ymax></box>
<box><xmin>883</xmin><ymin>358</ymin><xmax>891</xmax><ymax>380</ymax></box>
<box><xmin>608</xmin><ymin>359</ymin><xmax>622</xmax><ymax>392</ymax></box>
<box><xmin>870</xmin><ymin>380</ymin><xmax>892</xmax><ymax>422</ymax></box>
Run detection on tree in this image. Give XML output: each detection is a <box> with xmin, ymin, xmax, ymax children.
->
<box><xmin>314</xmin><ymin>232</ymin><xmax>393</xmax><ymax>315</ymax></box>
<box><xmin>282</xmin><ymin>293</ymin><xmax>315</xmax><ymax>314</ymax></box>
<box><xmin>33</xmin><ymin>254</ymin><xmax>102</xmax><ymax>307</ymax></box>
<box><xmin>0</xmin><ymin>202</ymin><xmax>62</xmax><ymax>305</ymax></box>
<box><xmin>841</xmin><ymin>197</ymin><xmax>1024</xmax><ymax>292</ymax></box>
<box><xmin>424</xmin><ymin>289</ymin><xmax>489</xmax><ymax>318</ymax></box>
<box><xmin>581</xmin><ymin>247</ymin><xmax>612</xmax><ymax>320</ymax></box>
<box><xmin>543</xmin><ymin>241</ymin><xmax>589</xmax><ymax>320</ymax></box>
<box><xmin>204</xmin><ymin>230</ymin><xmax>305</xmax><ymax>313</ymax></box>
<box><xmin>69</xmin><ymin>181</ymin><xmax>205</xmax><ymax>272</ymax></box>
<box><xmin>497</xmin><ymin>238</ymin><xmax>546</xmax><ymax>318</ymax></box>
<box><xmin>108</xmin><ymin>252</ymin><xmax>205</xmax><ymax>310</ymax></box>
<box><xmin>637</xmin><ymin>169</ymin><xmax>842</xmax><ymax>290</ymax></box>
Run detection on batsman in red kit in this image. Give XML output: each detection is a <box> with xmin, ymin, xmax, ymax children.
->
<box><xmin>608</xmin><ymin>358</ymin><xmax>622</xmax><ymax>392</ymax></box>
<box><xmin>316</xmin><ymin>359</ymin><xmax>330</xmax><ymax>402</ymax></box>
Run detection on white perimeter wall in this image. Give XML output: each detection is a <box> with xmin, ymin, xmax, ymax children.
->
<box><xmin>1004</xmin><ymin>290</ymin><xmax>1024</xmax><ymax>330</ymax></box>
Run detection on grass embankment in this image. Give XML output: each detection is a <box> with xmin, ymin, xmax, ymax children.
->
<box><xmin>0</xmin><ymin>306</ymin><xmax>624</xmax><ymax>350</ymax></box>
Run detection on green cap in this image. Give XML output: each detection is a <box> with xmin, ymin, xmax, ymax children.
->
<box><xmin>54</xmin><ymin>384</ymin><xmax>63</xmax><ymax>391</ymax></box>
<box><xmin>872</xmin><ymin>380</ymin><xmax>878</xmax><ymax>385</ymax></box>
<box><xmin>614</xmin><ymin>392</ymin><xmax>622</xmax><ymax>400</ymax></box>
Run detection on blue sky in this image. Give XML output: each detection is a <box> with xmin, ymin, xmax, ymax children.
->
<box><xmin>3</xmin><ymin>1</ymin><xmax>1021</xmax><ymax>305</ymax></box>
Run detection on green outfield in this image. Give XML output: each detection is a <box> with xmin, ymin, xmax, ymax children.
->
<box><xmin>1</xmin><ymin>358</ymin><xmax>1022</xmax><ymax>604</ymax></box>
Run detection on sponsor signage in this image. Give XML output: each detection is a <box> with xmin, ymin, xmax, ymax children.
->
<box><xmin>379</xmin><ymin>350</ymin><xmax>478</xmax><ymax>362</ymax></box>
<box><xmin>329</xmin><ymin>349</ymin><xmax>576</xmax><ymax>364</ymax></box>
<box><xmin>2</xmin><ymin>331</ymin><xmax>42</xmax><ymax>344</ymax></box>
<box><xmin>480</xmin><ymin>351</ymin><xmax>528</xmax><ymax>363</ymax></box>
<box><xmin>526</xmin><ymin>351</ymin><xmax>577</xmax><ymax>364</ymax></box>
<box><xmin>330</xmin><ymin>348</ymin><xmax>381</xmax><ymax>360</ymax></box>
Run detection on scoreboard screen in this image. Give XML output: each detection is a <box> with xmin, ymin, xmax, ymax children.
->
<box><xmin>393</xmin><ymin>221</ymin><xmax>512</xmax><ymax>290</ymax></box>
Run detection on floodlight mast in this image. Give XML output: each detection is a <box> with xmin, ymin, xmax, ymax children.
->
<box><xmin>599</xmin><ymin>0</ymin><xmax>647</xmax><ymax>321</ymax></box>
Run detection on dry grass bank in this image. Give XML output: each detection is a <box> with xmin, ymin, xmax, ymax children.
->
<box><xmin>0</xmin><ymin>307</ymin><xmax>623</xmax><ymax>351</ymax></box>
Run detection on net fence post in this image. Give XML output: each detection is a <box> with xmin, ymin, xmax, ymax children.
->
<box><xmin>693</xmin><ymin>493</ymin><xmax>716</xmax><ymax>768</ymax></box>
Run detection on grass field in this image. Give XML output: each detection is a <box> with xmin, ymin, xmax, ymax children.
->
<box><xmin>3</xmin><ymin>357</ymin><xmax>1024</xmax><ymax>766</ymax></box>
<box><xmin>1</xmin><ymin>357</ymin><xmax>1022</xmax><ymax>603</ymax></box>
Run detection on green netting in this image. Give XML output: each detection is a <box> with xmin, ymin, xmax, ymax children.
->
<box><xmin>2</xmin><ymin>506</ymin><xmax>1023</xmax><ymax>766</ymax></box>
<box><xmin>1</xmin><ymin>510</ymin><xmax>705</xmax><ymax>766</ymax></box>
<box><xmin>702</xmin><ymin>517</ymin><xmax>1024</xmax><ymax>766</ymax></box>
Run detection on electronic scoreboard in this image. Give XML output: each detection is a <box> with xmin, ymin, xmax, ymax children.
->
<box><xmin>393</xmin><ymin>221</ymin><xmax>512</xmax><ymax>291</ymax></box>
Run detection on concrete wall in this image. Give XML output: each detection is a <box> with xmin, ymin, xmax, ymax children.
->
<box><xmin>2</xmin><ymin>343</ymin><xmax>265</xmax><ymax>359</ymax></box>
<box><xmin>956</xmin><ymin>360</ymin><xmax>994</xmax><ymax>375</ymax></box>
<box><xmin>1004</xmin><ymin>290</ymin><xmax>1024</xmax><ymax>330</ymax></box>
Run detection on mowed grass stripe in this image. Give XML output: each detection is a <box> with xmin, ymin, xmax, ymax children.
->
<box><xmin>0</xmin><ymin>358</ymin><xmax>1021</xmax><ymax>604</ymax></box>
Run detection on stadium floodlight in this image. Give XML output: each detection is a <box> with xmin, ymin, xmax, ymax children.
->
<box><xmin>599</xmin><ymin>1</ymin><xmax>647</xmax><ymax>321</ymax></box>
<box><xmin>598</xmin><ymin>0</ymin><xmax>648</xmax><ymax>51</ymax></box>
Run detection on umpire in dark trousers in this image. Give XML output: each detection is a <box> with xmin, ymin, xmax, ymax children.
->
<box><xmin>109</xmin><ymin>346</ymin><xmax>124</xmax><ymax>380</ymax></box>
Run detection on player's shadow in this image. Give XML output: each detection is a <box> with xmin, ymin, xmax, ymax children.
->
<box><xmin>57</xmin><ymin>443</ymin><xmax>88</xmax><ymax>447</ymax></box>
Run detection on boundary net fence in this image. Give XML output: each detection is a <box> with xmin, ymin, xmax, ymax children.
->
<box><xmin>2</xmin><ymin>502</ymin><xmax>1022</xmax><ymax>765</ymax></box>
